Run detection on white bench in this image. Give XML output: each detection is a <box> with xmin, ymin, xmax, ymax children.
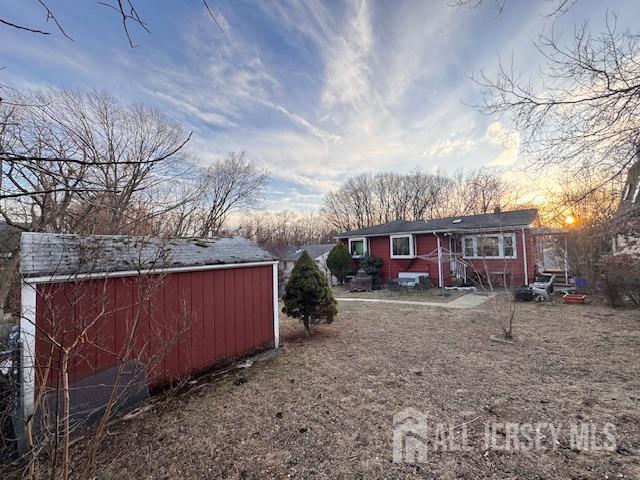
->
<box><xmin>397</xmin><ymin>272</ymin><xmax>429</xmax><ymax>287</ymax></box>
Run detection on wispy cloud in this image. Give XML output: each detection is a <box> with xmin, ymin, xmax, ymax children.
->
<box><xmin>485</xmin><ymin>121</ymin><xmax>521</xmax><ymax>166</ymax></box>
<box><xmin>0</xmin><ymin>0</ymin><xmax>632</xmax><ymax>212</ymax></box>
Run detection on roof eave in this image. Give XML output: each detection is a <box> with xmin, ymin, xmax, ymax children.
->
<box><xmin>336</xmin><ymin>224</ymin><xmax>534</xmax><ymax>239</ymax></box>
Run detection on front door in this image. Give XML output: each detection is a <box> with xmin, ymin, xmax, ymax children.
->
<box><xmin>449</xmin><ymin>236</ymin><xmax>456</xmax><ymax>273</ymax></box>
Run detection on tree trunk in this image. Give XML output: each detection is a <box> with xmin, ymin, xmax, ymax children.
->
<box><xmin>303</xmin><ymin>315</ymin><xmax>310</xmax><ymax>337</ymax></box>
<box><xmin>0</xmin><ymin>248</ymin><xmax>20</xmax><ymax>318</ymax></box>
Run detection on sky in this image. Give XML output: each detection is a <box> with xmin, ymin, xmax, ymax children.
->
<box><xmin>2</xmin><ymin>0</ymin><xmax>640</xmax><ymax>213</ymax></box>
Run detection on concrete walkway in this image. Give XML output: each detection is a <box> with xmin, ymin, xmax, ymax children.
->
<box><xmin>334</xmin><ymin>292</ymin><xmax>491</xmax><ymax>310</ymax></box>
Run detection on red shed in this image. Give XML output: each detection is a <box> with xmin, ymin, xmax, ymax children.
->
<box><xmin>19</xmin><ymin>233</ymin><xmax>279</xmax><ymax>418</ymax></box>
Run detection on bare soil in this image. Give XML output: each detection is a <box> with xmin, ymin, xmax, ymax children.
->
<box><xmin>331</xmin><ymin>285</ymin><xmax>466</xmax><ymax>302</ymax></box>
<box><xmin>78</xmin><ymin>297</ymin><xmax>639</xmax><ymax>479</ymax></box>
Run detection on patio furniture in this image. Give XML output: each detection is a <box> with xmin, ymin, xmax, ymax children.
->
<box><xmin>531</xmin><ymin>273</ymin><xmax>556</xmax><ymax>300</ymax></box>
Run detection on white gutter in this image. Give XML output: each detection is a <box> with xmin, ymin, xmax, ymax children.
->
<box><xmin>337</xmin><ymin>225</ymin><xmax>534</xmax><ymax>240</ymax></box>
<box><xmin>23</xmin><ymin>260</ymin><xmax>278</xmax><ymax>285</ymax></box>
<box><xmin>272</xmin><ymin>263</ymin><xmax>280</xmax><ymax>349</ymax></box>
<box><xmin>20</xmin><ymin>281</ymin><xmax>37</xmax><ymax>417</ymax></box>
<box><xmin>521</xmin><ymin>227</ymin><xmax>529</xmax><ymax>285</ymax></box>
<box><xmin>435</xmin><ymin>233</ymin><xmax>443</xmax><ymax>288</ymax></box>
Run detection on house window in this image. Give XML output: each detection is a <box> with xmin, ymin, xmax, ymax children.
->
<box><xmin>462</xmin><ymin>234</ymin><xmax>517</xmax><ymax>259</ymax></box>
<box><xmin>390</xmin><ymin>234</ymin><xmax>415</xmax><ymax>258</ymax></box>
<box><xmin>349</xmin><ymin>238</ymin><xmax>367</xmax><ymax>257</ymax></box>
<box><xmin>478</xmin><ymin>236</ymin><xmax>500</xmax><ymax>257</ymax></box>
<box><xmin>463</xmin><ymin>237</ymin><xmax>475</xmax><ymax>257</ymax></box>
<box><xmin>503</xmin><ymin>235</ymin><xmax>514</xmax><ymax>257</ymax></box>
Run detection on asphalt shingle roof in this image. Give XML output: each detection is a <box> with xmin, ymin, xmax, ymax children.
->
<box><xmin>20</xmin><ymin>233</ymin><xmax>275</xmax><ymax>278</ymax></box>
<box><xmin>336</xmin><ymin>208</ymin><xmax>538</xmax><ymax>238</ymax></box>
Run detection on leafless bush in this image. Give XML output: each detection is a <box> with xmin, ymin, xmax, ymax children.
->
<box><xmin>601</xmin><ymin>255</ymin><xmax>640</xmax><ymax>308</ymax></box>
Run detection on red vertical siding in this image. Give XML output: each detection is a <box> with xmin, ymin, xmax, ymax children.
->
<box><xmin>212</xmin><ymin>272</ymin><xmax>226</xmax><ymax>361</ymax></box>
<box><xmin>190</xmin><ymin>272</ymin><xmax>205</xmax><ymax>371</ymax></box>
<box><xmin>361</xmin><ymin>234</ymin><xmax>444</xmax><ymax>285</ymax></box>
<box><xmin>163</xmin><ymin>275</ymin><xmax>180</xmax><ymax>380</ymax></box>
<box><xmin>35</xmin><ymin>265</ymin><xmax>275</xmax><ymax>388</ymax></box>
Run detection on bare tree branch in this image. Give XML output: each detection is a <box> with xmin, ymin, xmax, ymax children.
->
<box><xmin>0</xmin><ymin>18</ymin><xmax>51</xmax><ymax>36</ymax></box>
<box><xmin>1</xmin><ymin>1</ymin><xmax>225</xmax><ymax>48</ymax></box>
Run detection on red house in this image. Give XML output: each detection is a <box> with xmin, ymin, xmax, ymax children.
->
<box><xmin>336</xmin><ymin>208</ymin><xmax>539</xmax><ymax>288</ymax></box>
<box><xmin>19</xmin><ymin>233</ymin><xmax>279</xmax><ymax>419</ymax></box>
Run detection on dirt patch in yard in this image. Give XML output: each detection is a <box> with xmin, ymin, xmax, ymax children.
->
<box><xmin>74</xmin><ymin>297</ymin><xmax>639</xmax><ymax>479</ymax></box>
<box><xmin>331</xmin><ymin>285</ymin><xmax>466</xmax><ymax>302</ymax></box>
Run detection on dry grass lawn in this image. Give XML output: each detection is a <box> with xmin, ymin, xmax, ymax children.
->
<box><xmin>81</xmin><ymin>297</ymin><xmax>640</xmax><ymax>479</ymax></box>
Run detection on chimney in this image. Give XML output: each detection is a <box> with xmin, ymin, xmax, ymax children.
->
<box><xmin>493</xmin><ymin>205</ymin><xmax>501</xmax><ymax>214</ymax></box>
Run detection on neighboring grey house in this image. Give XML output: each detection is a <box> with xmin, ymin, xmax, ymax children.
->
<box><xmin>613</xmin><ymin>151</ymin><xmax>640</xmax><ymax>258</ymax></box>
<box><xmin>277</xmin><ymin>244</ymin><xmax>337</xmax><ymax>286</ymax></box>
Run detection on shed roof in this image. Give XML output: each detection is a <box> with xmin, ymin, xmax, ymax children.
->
<box><xmin>336</xmin><ymin>208</ymin><xmax>538</xmax><ymax>238</ymax></box>
<box><xmin>278</xmin><ymin>243</ymin><xmax>336</xmax><ymax>261</ymax></box>
<box><xmin>20</xmin><ymin>233</ymin><xmax>275</xmax><ymax>278</ymax></box>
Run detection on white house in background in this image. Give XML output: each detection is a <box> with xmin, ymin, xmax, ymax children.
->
<box><xmin>613</xmin><ymin>151</ymin><xmax>640</xmax><ymax>258</ymax></box>
<box><xmin>278</xmin><ymin>244</ymin><xmax>338</xmax><ymax>286</ymax></box>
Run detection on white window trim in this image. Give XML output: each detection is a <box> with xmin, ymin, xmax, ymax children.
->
<box><xmin>623</xmin><ymin>184</ymin><xmax>631</xmax><ymax>201</ymax></box>
<box><xmin>633</xmin><ymin>177</ymin><xmax>640</xmax><ymax>203</ymax></box>
<box><xmin>348</xmin><ymin>237</ymin><xmax>367</xmax><ymax>258</ymax></box>
<box><xmin>390</xmin><ymin>234</ymin><xmax>416</xmax><ymax>259</ymax></box>
<box><xmin>461</xmin><ymin>233</ymin><xmax>517</xmax><ymax>259</ymax></box>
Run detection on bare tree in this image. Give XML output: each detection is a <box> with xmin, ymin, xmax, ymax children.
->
<box><xmin>0</xmin><ymin>1</ymin><xmax>224</xmax><ymax>49</ymax></box>
<box><xmin>236</xmin><ymin>210</ymin><xmax>336</xmax><ymax>253</ymax></box>
<box><xmin>0</xmin><ymin>88</ymin><xmax>194</xmax><ymax>320</ymax></box>
<box><xmin>0</xmin><ymin>89</ymin><xmax>193</xmax><ymax>232</ymax></box>
<box><xmin>322</xmin><ymin>168</ymin><xmax>516</xmax><ymax>231</ymax></box>
<box><xmin>473</xmin><ymin>13</ymin><xmax>640</xmax><ymax>185</ymax></box>
<box><xmin>193</xmin><ymin>152</ymin><xmax>269</xmax><ymax>237</ymax></box>
<box><xmin>451</xmin><ymin>0</ymin><xmax>579</xmax><ymax>18</ymax></box>
<box><xmin>539</xmin><ymin>169</ymin><xmax>624</xmax><ymax>290</ymax></box>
